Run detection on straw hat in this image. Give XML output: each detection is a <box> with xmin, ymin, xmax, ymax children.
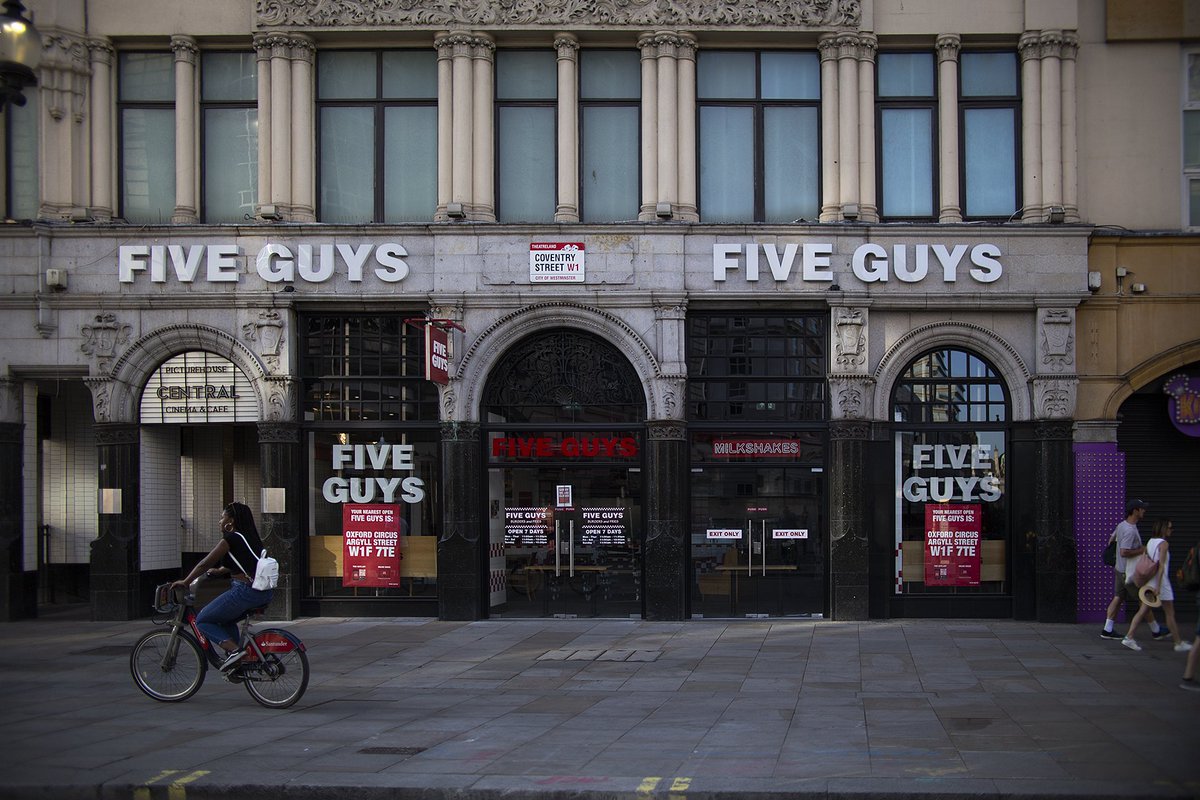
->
<box><xmin>1139</xmin><ymin>583</ymin><xmax>1162</xmax><ymax>608</ymax></box>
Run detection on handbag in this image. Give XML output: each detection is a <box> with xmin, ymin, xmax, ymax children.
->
<box><xmin>1102</xmin><ymin>539</ymin><xmax>1117</xmax><ymax>567</ymax></box>
<box><xmin>1131</xmin><ymin>553</ymin><xmax>1159</xmax><ymax>588</ymax></box>
<box><xmin>230</xmin><ymin>532</ymin><xmax>280</xmax><ymax>591</ymax></box>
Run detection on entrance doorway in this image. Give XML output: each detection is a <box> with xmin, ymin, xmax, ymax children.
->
<box><xmin>691</xmin><ymin>465</ymin><xmax>825</xmax><ymax>617</ymax></box>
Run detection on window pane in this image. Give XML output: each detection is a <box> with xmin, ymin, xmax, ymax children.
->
<box><xmin>582</xmin><ymin>106</ymin><xmax>639</xmax><ymax>222</ymax></box>
<box><xmin>120</xmin><ymin>53</ymin><xmax>174</xmax><ymax>101</ymax></box>
<box><xmin>964</xmin><ymin>108</ymin><xmax>1015</xmax><ymax>217</ymax></box>
<box><xmin>580</xmin><ymin>50</ymin><xmax>640</xmax><ymax>99</ymax></box>
<box><xmin>961</xmin><ymin>52</ymin><xmax>1017</xmax><ymax>96</ymax></box>
<box><xmin>761</xmin><ymin>52</ymin><xmax>819</xmax><ymax>100</ymax></box>
<box><xmin>7</xmin><ymin>93</ymin><xmax>38</xmax><ymax>219</ymax></box>
<box><xmin>319</xmin><ymin>52</ymin><xmax>377</xmax><ymax>99</ymax></box>
<box><xmin>698</xmin><ymin>51</ymin><xmax>756</xmax><ymax>98</ymax></box>
<box><xmin>320</xmin><ymin>107</ymin><xmax>375</xmax><ymax>222</ymax></box>
<box><xmin>498</xmin><ymin>105</ymin><xmax>555</xmax><ymax>222</ymax></box>
<box><xmin>881</xmin><ymin>108</ymin><xmax>933</xmax><ymax>217</ymax></box>
<box><xmin>1190</xmin><ymin>54</ymin><xmax>1200</xmax><ymax>103</ymax></box>
<box><xmin>382</xmin><ymin>51</ymin><xmax>437</xmax><ymax>98</ymax></box>
<box><xmin>121</xmin><ymin>108</ymin><xmax>175</xmax><ymax>223</ymax></box>
<box><xmin>878</xmin><ymin>53</ymin><xmax>934</xmax><ymax>97</ymax></box>
<box><xmin>1190</xmin><ymin>179</ymin><xmax>1200</xmax><ymax>227</ymax></box>
<box><xmin>700</xmin><ymin>106</ymin><xmax>754</xmax><ymax>222</ymax></box>
<box><xmin>204</xmin><ymin>108</ymin><xmax>258</xmax><ymax>223</ymax></box>
<box><xmin>496</xmin><ymin>51</ymin><xmax>556</xmax><ymax>100</ymax></box>
<box><xmin>383</xmin><ymin>106</ymin><xmax>436</xmax><ymax>222</ymax></box>
<box><xmin>764</xmin><ymin>106</ymin><xmax>818</xmax><ymax>222</ymax></box>
<box><xmin>202</xmin><ymin>52</ymin><xmax>256</xmax><ymax>102</ymax></box>
<box><xmin>1186</xmin><ymin>111</ymin><xmax>1200</xmax><ymax>168</ymax></box>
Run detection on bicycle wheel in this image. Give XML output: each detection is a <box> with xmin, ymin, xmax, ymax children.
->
<box><xmin>130</xmin><ymin>629</ymin><xmax>207</xmax><ymax>702</ymax></box>
<box><xmin>243</xmin><ymin>630</ymin><xmax>309</xmax><ymax>709</ymax></box>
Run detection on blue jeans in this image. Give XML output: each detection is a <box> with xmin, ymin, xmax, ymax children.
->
<box><xmin>195</xmin><ymin>580</ymin><xmax>273</xmax><ymax>650</ymax></box>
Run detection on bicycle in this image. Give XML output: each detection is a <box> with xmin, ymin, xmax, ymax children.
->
<box><xmin>130</xmin><ymin>580</ymin><xmax>309</xmax><ymax>709</ymax></box>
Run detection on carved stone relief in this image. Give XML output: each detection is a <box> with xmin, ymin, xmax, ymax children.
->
<box><xmin>242</xmin><ymin>310</ymin><xmax>286</xmax><ymax>374</ymax></box>
<box><xmin>1038</xmin><ymin>308</ymin><xmax>1075</xmax><ymax>373</ymax></box>
<box><xmin>81</xmin><ymin>313</ymin><xmax>132</xmax><ymax>375</ymax></box>
<box><xmin>1034</xmin><ymin>378</ymin><xmax>1076</xmax><ymax>420</ymax></box>
<box><xmin>829</xmin><ymin>376</ymin><xmax>874</xmax><ymax>421</ymax></box>
<box><xmin>257</xmin><ymin>0</ymin><xmax>862</xmax><ymax>28</ymax></box>
<box><xmin>262</xmin><ymin>376</ymin><xmax>298</xmax><ymax>423</ymax></box>
<box><xmin>833</xmin><ymin>307</ymin><xmax>867</xmax><ymax>371</ymax></box>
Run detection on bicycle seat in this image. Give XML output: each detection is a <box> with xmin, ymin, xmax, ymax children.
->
<box><xmin>247</xmin><ymin>605</ymin><xmax>269</xmax><ymax>616</ymax></box>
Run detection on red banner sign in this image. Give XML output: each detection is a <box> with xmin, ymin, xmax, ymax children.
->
<box><xmin>924</xmin><ymin>504</ymin><xmax>981</xmax><ymax>586</ymax></box>
<box><xmin>426</xmin><ymin>325</ymin><xmax>449</xmax><ymax>385</ymax></box>
<box><xmin>342</xmin><ymin>504</ymin><xmax>402</xmax><ymax>587</ymax></box>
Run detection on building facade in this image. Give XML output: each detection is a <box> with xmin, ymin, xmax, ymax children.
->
<box><xmin>0</xmin><ymin>0</ymin><xmax>1193</xmax><ymax>624</ymax></box>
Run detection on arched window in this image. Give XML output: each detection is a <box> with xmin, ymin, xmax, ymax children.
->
<box><xmin>890</xmin><ymin>347</ymin><xmax>1010</xmax><ymax>602</ymax></box>
<box><xmin>482</xmin><ymin>328</ymin><xmax>645</xmax><ymax>425</ymax></box>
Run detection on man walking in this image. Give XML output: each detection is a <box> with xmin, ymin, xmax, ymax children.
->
<box><xmin>1100</xmin><ymin>499</ymin><xmax>1167</xmax><ymax>645</ymax></box>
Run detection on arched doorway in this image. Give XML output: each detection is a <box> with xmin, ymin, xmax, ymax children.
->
<box><xmin>482</xmin><ymin>328</ymin><xmax>646</xmax><ymax>618</ymax></box>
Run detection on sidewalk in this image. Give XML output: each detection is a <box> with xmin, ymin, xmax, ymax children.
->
<box><xmin>0</xmin><ymin>614</ymin><xmax>1197</xmax><ymax>800</ymax></box>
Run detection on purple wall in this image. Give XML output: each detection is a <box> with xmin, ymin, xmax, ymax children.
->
<box><xmin>1074</xmin><ymin>442</ymin><xmax>1125</xmax><ymax>623</ymax></box>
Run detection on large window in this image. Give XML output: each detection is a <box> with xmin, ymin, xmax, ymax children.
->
<box><xmin>1185</xmin><ymin>51</ymin><xmax>1200</xmax><ymax>227</ymax></box>
<box><xmin>4</xmin><ymin>91</ymin><xmax>38</xmax><ymax>220</ymax></box>
<box><xmin>960</xmin><ymin>52</ymin><xmax>1019</xmax><ymax>219</ymax></box>
<box><xmin>891</xmin><ymin>348</ymin><xmax>1009</xmax><ymax>597</ymax></box>
<box><xmin>698</xmin><ymin>51</ymin><xmax>820</xmax><ymax>223</ymax></box>
<box><xmin>496</xmin><ymin>50</ymin><xmax>557</xmax><ymax>223</ymax></box>
<box><xmin>119</xmin><ymin>52</ymin><xmax>175</xmax><ymax>223</ymax></box>
<box><xmin>877</xmin><ymin>52</ymin><xmax>936</xmax><ymax>220</ymax></box>
<box><xmin>202</xmin><ymin>52</ymin><xmax>257</xmax><ymax>223</ymax></box>
<box><xmin>580</xmin><ymin>50</ymin><xmax>640</xmax><ymax>223</ymax></box>
<box><xmin>317</xmin><ymin>50</ymin><xmax>438</xmax><ymax>223</ymax></box>
<box><xmin>688</xmin><ymin>313</ymin><xmax>827</xmax><ymax>422</ymax></box>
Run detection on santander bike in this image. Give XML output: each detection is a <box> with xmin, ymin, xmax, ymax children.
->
<box><xmin>130</xmin><ymin>579</ymin><xmax>309</xmax><ymax>708</ymax></box>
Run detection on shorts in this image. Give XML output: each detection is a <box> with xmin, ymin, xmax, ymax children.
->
<box><xmin>1113</xmin><ymin>569</ymin><xmax>1138</xmax><ymax>602</ymax></box>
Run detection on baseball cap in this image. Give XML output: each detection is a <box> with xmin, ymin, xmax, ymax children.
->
<box><xmin>1126</xmin><ymin>499</ymin><xmax>1148</xmax><ymax>514</ymax></box>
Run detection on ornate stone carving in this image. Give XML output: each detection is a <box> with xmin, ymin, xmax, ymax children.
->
<box><xmin>257</xmin><ymin>0</ymin><xmax>861</xmax><ymax>28</ymax></box>
<box><xmin>1034</xmin><ymin>378</ymin><xmax>1076</xmax><ymax>420</ymax></box>
<box><xmin>936</xmin><ymin>34</ymin><xmax>960</xmax><ymax>63</ymax></box>
<box><xmin>242</xmin><ymin>309</ymin><xmax>286</xmax><ymax>373</ymax></box>
<box><xmin>258</xmin><ymin>421</ymin><xmax>301</xmax><ymax>444</ymax></box>
<box><xmin>441</xmin><ymin>420</ymin><xmax>480</xmax><ymax>442</ymax></box>
<box><xmin>829</xmin><ymin>421</ymin><xmax>870</xmax><ymax>441</ymax></box>
<box><xmin>81</xmin><ymin>313</ymin><xmax>132</xmax><ymax>375</ymax></box>
<box><xmin>84</xmin><ymin>377</ymin><xmax>113</xmax><ymax>423</ymax></box>
<box><xmin>171</xmin><ymin>35</ymin><xmax>199</xmax><ymax>65</ymax></box>
<box><xmin>646</xmin><ymin>421</ymin><xmax>686</xmax><ymax>441</ymax></box>
<box><xmin>829</xmin><ymin>377</ymin><xmax>874</xmax><ymax>421</ymax></box>
<box><xmin>40</xmin><ymin>31</ymin><xmax>90</xmax><ymax>123</ymax></box>
<box><xmin>833</xmin><ymin>307</ymin><xmax>867</xmax><ymax>369</ymax></box>
<box><xmin>1038</xmin><ymin>308</ymin><xmax>1074</xmax><ymax>372</ymax></box>
<box><xmin>263</xmin><ymin>376</ymin><xmax>297</xmax><ymax>422</ymax></box>
<box><xmin>94</xmin><ymin>423</ymin><xmax>139</xmax><ymax>446</ymax></box>
<box><xmin>1018</xmin><ymin>31</ymin><xmax>1042</xmax><ymax>63</ymax></box>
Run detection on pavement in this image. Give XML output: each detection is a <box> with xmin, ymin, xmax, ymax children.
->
<box><xmin>0</xmin><ymin>611</ymin><xmax>1198</xmax><ymax>800</ymax></box>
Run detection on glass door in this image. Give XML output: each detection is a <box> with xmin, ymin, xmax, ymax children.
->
<box><xmin>692</xmin><ymin>466</ymin><xmax>824</xmax><ymax>617</ymax></box>
<box><xmin>492</xmin><ymin>466</ymin><xmax>641</xmax><ymax>618</ymax></box>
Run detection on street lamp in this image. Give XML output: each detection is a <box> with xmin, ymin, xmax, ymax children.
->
<box><xmin>0</xmin><ymin>0</ymin><xmax>40</xmax><ymax>110</ymax></box>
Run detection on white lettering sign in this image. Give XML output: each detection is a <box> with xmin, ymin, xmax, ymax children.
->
<box><xmin>323</xmin><ymin>442</ymin><xmax>425</xmax><ymax>505</ymax></box>
<box><xmin>119</xmin><ymin>243</ymin><xmax>410</xmax><ymax>285</ymax></box>
<box><xmin>713</xmin><ymin>242</ymin><xmax>1003</xmax><ymax>285</ymax></box>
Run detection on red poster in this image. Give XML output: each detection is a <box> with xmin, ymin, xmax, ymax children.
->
<box><xmin>343</xmin><ymin>504</ymin><xmax>402</xmax><ymax>587</ymax></box>
<box><xmin>924</xmin><ymin>504</ymin><xmax>981</xmax><ymax>586</ymax></box>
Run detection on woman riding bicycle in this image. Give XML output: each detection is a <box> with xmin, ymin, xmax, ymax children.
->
<box><xmin>172</xmin><ymin>502</ymin><xmax>273</xmax><ymax>671</ymax></box>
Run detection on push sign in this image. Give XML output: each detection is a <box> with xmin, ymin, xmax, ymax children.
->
<box><xmin>530</xmin><ymin>242</ymin><xmax>585</xmax><ymax>283</ymax></box>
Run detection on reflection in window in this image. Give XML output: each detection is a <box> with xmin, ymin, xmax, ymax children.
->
<box><xmin>497</xmin><ymin>50</ymin><xmax>557</xmax><ymax>223</ymax></box>
<box><xmin>878</xmin><ymin>52</ymin><xmax>935</xmax><ymax>219</ymax></box>
<box><xmin>961</xmin><ymin>52</ymin><xmax>1018</xmax><ymax>219</ymax></box>
<box><xmin>202</xmin><ymin>53</ymin><xmax>257</xmax><ymax>223</ymax></box>
<box><xmin>120</xmin><ymin>53</ymin><xmax>175</xmax><ymax>223</ymax></box>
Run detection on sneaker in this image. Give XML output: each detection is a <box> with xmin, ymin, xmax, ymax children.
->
<box><xmin>1175</xmin><ymin>642</ymin><xmax>1194</xmax><ymax>653</ymax></box>
<box><xmin>1100</xmin><ymin>629</ymin><xmax>1122</xmax><ymax>640</ymax></box>
<box><xmin>1181</xmin><ymin>679</ymin><xmax>1200</xmax><ymax>692</ymax></box>
<box><xmin>218</xmin><ymin>649</ymin><xmax>246</xmax><ymax>671</ymax></box>
<box><xmin>1121</xmin><ymin>638</ymin><xmax>1142</xmax><ymax>652</ymax></box>
<box><xmin>1151</xmin><ymin>629</ymin><xmax>1171</xmax><ymax>640</ymax></box>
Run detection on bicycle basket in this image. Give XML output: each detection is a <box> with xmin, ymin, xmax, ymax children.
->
<box><xmin>152</xmin><ymin>583</ymin><xmax>179</xmax><ymax>614</ymax></box>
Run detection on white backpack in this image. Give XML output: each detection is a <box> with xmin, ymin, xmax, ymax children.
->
<box><xmin>228</xmin><ymin>531</ymin><xmax>280</xmax><ymax>591</ymax></box>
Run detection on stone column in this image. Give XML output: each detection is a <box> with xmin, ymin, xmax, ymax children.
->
<box><xmin>1061</xmin><ymin>32</ymin><xmax>1079</xmax><ymax>223</ymax></box>
<box><xmin>644</xmin><ymin>421</ymin><xmax>686</xmax><ymax>620</ymax></box>
<box><xmin>290</xmin><ymin>35</ymin><xmax>316</xmax><ymax>222</ymax></box>
<box><xmin>254</xmin><ymin>34</ymin><xmax>274</xmax><ymax>220</ymax></box>
<box><xmin>675</xmin><ymin>34</ymin><xmax>698</xmax><ymax>222</ymax></box>
<box><xmin>837</xmin><ymin>33</ymin><xmax>860</xmax><ymax>215</ymax></box>
<box><xmin>638</xmin><ymin>33</ymin><xmax>659</xmax><ymax>221</ymax></box>
<box><xmin>87</xmin><ymin>39</ymin><xmax>115</xmax><ymax>221</ymax></box>
<box><xmin>171</xmin><ymin>35</ymin><xmax>199</xmax><ymax>224</ymax></box>
<box><xmin>1018</xmin><ymin>32</ymin><xmax>1042</xmax><ymax>222</ymax></box>
<box><xmin>1040</xmin><ymin>30</ymin><xmax>1063</xmax><ymax>219</ymax></box>
<box><xmin>818</xmin><ymin>34</ymin><xmax>841</xmax><ymax>222</ymax></box>
<box><xmin>258</xmin><ymin>422</ymin><xmax>301</xmax><ymax>620</ymax></box>
<box><xmin>450</xmin><ymin>33</ymin><xmax>475</xmax><ymax>214</ymax></box>
<box><xmin>829</xmin><ymin>420</ymin><xmax>870</xmax><ymax>620</ymax></box>
<box><xmin>1033</xmin><ymin>421</ymin><xmax>1076</xmax><ymax>622</ymax></box>
<box><xmin>655</xmin><ymin>33</ymin><xmax>679</xmax><ymax>215</ymax></box>
<box><xmin>936</xmin><ymin>34</ymin><xmax>962</xmax><ymax>222</ymax></box>
<box><xmin>0</xmin><ymin>380</ymin><xmax>30</xmax><ymax>621</ymax></box>
<box><xmin>555</xmin><ymin>33</ymin><xmax>580</xmax><ymax>223</ymax></box>
<box><xmin>435</xmin><ymin>33</ymin><xmax>454</xmax><ymax>219</ymax></box>
<box><xmin>269</xmin><ymin>33</ymin><xmax>292</xmax><ymax>216</ymax></box>
<box><xmin>857</xmin><ymin>33</ymin><xmax>878</xmax><ymax>223</ymax></box>
<box><xmin>471</xmin><ymin>35</ymin><xmax>496</xmax><ymax>221</ymax></box>
<box><xmin>439</xmin><ymin>421</ymin><xmax>483</xmax><ymax>620</ymax></box>
<box><xmin>91</xmin><ymin>423</ymin><xmax>140</xmax><ymax>621</ymax></box>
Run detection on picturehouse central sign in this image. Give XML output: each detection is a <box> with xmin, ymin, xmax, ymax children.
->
<box><xmin>140</xmin><ymin>352</ymin><xmax>257</xmax><ymax>424</ymax></box>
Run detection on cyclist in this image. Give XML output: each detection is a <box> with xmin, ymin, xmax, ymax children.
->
<box><xmin>172</xmin><ymin>501</ymin><xmax>273</xmax><ymax>671</ymax></box>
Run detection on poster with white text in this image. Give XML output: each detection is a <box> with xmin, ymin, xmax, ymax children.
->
<box><xmin>924</xmin><ymin>504</ymin><xmax>981</xmax><ymax>586</ymax></box>
<box><xmin>343</xmin><ymin>504</ymin><xmax>402</xmax><ymax>587</ymax></box>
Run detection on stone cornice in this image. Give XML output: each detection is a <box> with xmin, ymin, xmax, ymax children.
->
<box><xmin>257</xmin><ymin>0</ymin><xmax>861</xmax><ymax>29</ymax></box>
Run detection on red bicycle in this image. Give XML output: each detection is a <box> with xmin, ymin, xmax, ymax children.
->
<box><xmin>130</xmin><ymin>581</ymin><xmax>309</xmax><ymax>708</ymax></box>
